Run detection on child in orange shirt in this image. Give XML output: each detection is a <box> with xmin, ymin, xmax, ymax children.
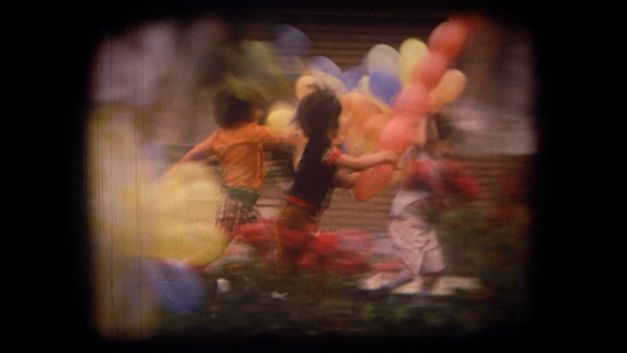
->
<box><xmin>176</xmin><ymin>89</ymin><xmax>296</xmax><ymax>236</ymax></box>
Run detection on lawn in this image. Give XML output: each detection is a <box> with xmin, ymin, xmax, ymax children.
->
<box><xmin>151</xmin><ymin>206</ymin><xmax>533</xmax><ymax>343</ymax></box>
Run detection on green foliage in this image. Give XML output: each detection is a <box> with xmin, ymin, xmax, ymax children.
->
<box><xmin>438</xmin><ymin>206</ymin><xmax>529</xmax><ymax>293</ymax></box>
<box><xmin>155</xmin><ymin>205</ymin><xmax>531</xmax><ymax>340</ymax></box>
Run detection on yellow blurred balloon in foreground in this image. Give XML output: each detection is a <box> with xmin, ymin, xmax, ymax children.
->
<box><xmin>142</xmin><ymin>163</ymin><xmax>229</xmax><ymax>268</ymax></box>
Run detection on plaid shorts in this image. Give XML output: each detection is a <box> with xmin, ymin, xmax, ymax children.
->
<box><xmin>217</xmin><ymin>187</ymin><xmax>260</xmax><ymax>236</ymax></box>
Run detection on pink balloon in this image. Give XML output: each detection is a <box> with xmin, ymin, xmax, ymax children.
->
<box><xmin>410</xmin><ymin>52</ymin><xmax>448</xmax><ymax>90</ymax></box>
<box><xmin>428</xmin><ymin>20</ymin><xmax>469</xmax><ymax>60</ymax></box>
<box><xmin>377</xmin><ymin>118</ymin><xmax>413</xmax><ymax>151</ymax></box>
<box><xmin>353</xmin><ymin>163</ymin><xmax>395</xmax><ymax>201</ymax></box>
<box><xmin>393</xmin><ymin>83</ymin><xmax>429</xmax><ymax>118</ymax></box>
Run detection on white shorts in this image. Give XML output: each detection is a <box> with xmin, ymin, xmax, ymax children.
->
<box><xmin>388</xmin><ymin>215</ymin><xmax>445</xmax><ymax>275</ymax></box>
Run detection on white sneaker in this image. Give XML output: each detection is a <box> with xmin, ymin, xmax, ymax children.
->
<box><xmin>358</xmin><ymin>271</ymin><xmax>413</xmax><ymax>291</ymax></box>
<box><xmin>358</xmin><ymin>272</ymin><xmax>395</xmax><ymax>290</ymax></box>
<box><xmin>392</xmin><ymin>277</ymin><xmax>423</xmax><ymax>294</ymax></box>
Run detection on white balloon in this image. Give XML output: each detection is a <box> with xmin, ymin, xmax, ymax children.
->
<box><xmin>365</xmin><ymin>44</ymin><xmax>400</xmax><ymax>76</ymax></box>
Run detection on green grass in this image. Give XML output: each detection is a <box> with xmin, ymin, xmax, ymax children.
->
<box><xmin>154</xmin><ymin>206</ymin><xmax>531</xmax><ymax>340</ymax></box>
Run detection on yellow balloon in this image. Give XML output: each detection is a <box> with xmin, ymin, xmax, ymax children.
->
<box><xmin>269</xmin><ymin>101</ymin><xmax>294</xmax><ymax>112</ymax></box>
<box><xmin>266</xmin><ymin>107</ymin><xmax>295</xmax><ymax>135</ymax></box>
<box><xmin>398</xmin><ymin>38</ymin><xmax>428</xmax><ymax>86</ymax></box>
<box><xmin>429</xmin><ymin>69</ymin><xmax>467</xmax><ymax>110</ymax></box>
<box><xmin>142</xmin><ymin>163</ymin><xmax>229</xmax><ymax>267</ymax></box>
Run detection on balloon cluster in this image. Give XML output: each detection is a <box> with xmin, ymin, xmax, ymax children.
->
<box><xmin>351</xmin><ymin>17</ymin><xmax>478</xmax><ymax>200</ymax></box>
<box><xmin>263</xmin><ymin>19</ymin><xmax>478</xmax><ymax>198</ymax></box>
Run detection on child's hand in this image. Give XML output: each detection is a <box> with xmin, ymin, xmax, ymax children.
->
<box><xmin>381</xmin><ymin>150</ymin><xmax>401</xmax><ymax>165</ymax></box>
<box><xmin>283</xmin><ymin>130</ymin><xmax>306</xmax><ymax>146</ymax></box>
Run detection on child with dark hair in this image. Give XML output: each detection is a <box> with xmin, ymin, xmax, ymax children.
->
<box><xmin>276</xmin><ymin>88</ymin><xmax>399</xmax><ymax>272</ymax></box>
<box><xmin>176</xmin><ymin>89</ymin><xmax>296</xmax><ymax>237</ymax></box>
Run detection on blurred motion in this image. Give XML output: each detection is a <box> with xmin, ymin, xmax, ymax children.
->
<box><xmin>142</xmin><ymin>163</ymin><xmax>228</xmax><ymax>267</ymax></box>
<box><xmin>87</xmin><ymin>9</ymin><xmax>536</xmax><ymax>341</ymax></box>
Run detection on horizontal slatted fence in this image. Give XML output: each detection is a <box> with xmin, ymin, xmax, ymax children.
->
<box><xmin>165</xmin><ymin>146</ymin><xmax>532</xmax><ymax>233</ymax></box>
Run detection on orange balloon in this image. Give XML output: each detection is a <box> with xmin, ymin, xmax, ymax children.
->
<box><xmin>342</xmin><ymin>91</ymin><xmax>384</xmax><ymax>127</ymax></box>
<box><xmin>361</xmin><ymin>114</ymin><xmax>389</xmax><ymax>140</ymax></box>
<box><xmin>353</xmin><ymin>164</ymin><xmax>395</xmax><ymax>201</ymax></box>
<box><xmin>346</xmin><ymin>132</ymin><xmax>375</xmax><ymax>157</ymax></box>
<box><xmin>428</xmin><ymin>20</ymin><xmax>469</xmax><ymax>60</ymax></box>
<box><xmin>410</xmin><ymin>52</ymin><xmax>448</xmax><ymax>89</ymax></box>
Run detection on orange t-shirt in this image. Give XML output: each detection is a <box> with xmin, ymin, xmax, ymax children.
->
<box><xmin>205</xmin><ymin>122</ymin><xmax>283</xmax><ymax>190</ymax></box>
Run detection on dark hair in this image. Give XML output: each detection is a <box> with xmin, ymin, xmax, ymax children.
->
<box><xmin>213</xmin><ymin>90</ymin><xmax>255</xmax><ymax>128</ymax></box>
<box><xmin>294</xmin><ymin>88</ymin><xmax>342</xmax><ymax>138</ymax></box>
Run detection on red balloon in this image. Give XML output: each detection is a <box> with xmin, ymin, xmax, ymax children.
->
<box><xmin>410</xmin><ymin>52</ymin><xmax>448</xmax><ymax>90</ymax></box>
<box><xmin>428</xmin><ymin>20</ymin><xmax>469</xmax><ymax>60</ymax></box>
<box><xmin>393</xmin><ymin>83</ymin><xmax>429</xmax><ymax>118</ymax></box>
<box><xmin>307</xmin><ymin>232</ymin><xmax>340</xmax><ymax>255</ymax></box>
<box><xmin>449</xmin><ymin>13</ymin><xmax>483</xmax><ymax>33</ymax></box>
<box><xmin>353</xmin><ymin>163</ymin><xmax>395</xmax><ymax>201</ymax></box>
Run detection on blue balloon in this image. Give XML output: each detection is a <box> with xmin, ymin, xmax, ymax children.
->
<box><xmin>274</xmin><ymin>24</ymin><xmax>309</xmax><ymax>58</ymax></box>
<box><xmin>146</xmin><ymin>260</ymin><xmax>207</xmax><ymax>314</ymax></box>
<box><xmin>308</xmin><ymin>56</ymin><xmax>343</xmax><ymax>78</ymax></box>
<box><xmin>368</xmin><ymin>70</ymin><xmax>402</xmax><ymax>106</ymax></box>
<box><xmin>341</xmin><ymin>66</ymin><xmax>364</xmax><ymax>91</ymax></box>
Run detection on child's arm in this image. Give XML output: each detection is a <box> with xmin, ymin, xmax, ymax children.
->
<box><xmin>176</xmin><ymin>135</ymin><xmax>216</xmax><ymax>163</ymax></box>
<box><xmin>164</xmin><ymin>136</ymin><xmax>216</xmax><ymax>177</ymax></box>
<box><xmin>259</xmin><ymin>126</ymin><xmax>300</xmax><ymax>153</ymax></box>
<box><xmin>335</xmin><ymin>150</ymin><xmax>399</xmax><ymax>171</ymax></box>
<box><xmin>333</xmin><ymin>168</ymin><xmax>360</xmax><ymax>188</ymax></box>
<box><xmin>276</xmin><ymin>133</ymin><xmax>303</xmax><ymax>153</ymax></box>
